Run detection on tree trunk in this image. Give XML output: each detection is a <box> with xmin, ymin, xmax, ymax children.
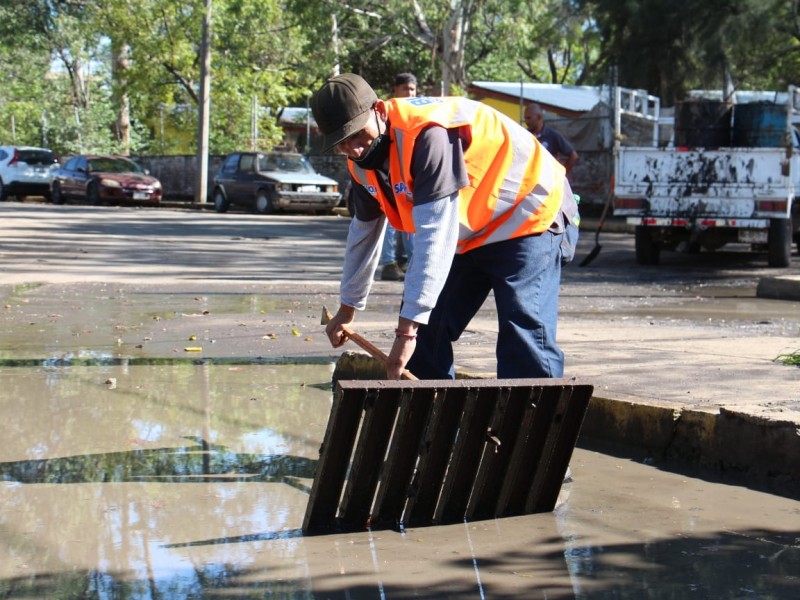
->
<box><xmin>441</xmin><ymin>0</ymin><xmax>470</xmax><ymax>94</ymax></box>
<box><xmin>112</xmin><ymin>41</ymin><xmax>131</xmax><ymax>154</ymax></box>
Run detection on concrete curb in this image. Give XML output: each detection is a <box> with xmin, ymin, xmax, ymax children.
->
<box><xmin>756</xmin><ymin>275</ymin><xmax>800</xmax><ymax>301</ymax></box>
<box><xmin>580</xmin><ymin>394</ymin><xmax>800</xmax><ymax>496</ymax></box>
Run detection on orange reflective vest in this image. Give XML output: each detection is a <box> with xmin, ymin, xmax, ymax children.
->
<box><xmin>348</xmin><ymin>96</ymin><xmax>566</xmax><ymax>253</ymax></box>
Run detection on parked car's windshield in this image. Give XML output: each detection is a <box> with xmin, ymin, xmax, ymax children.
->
<box><xmin>258</xmin><ymin>154</ymin><xmax>314</xmax><ymax>174</ymax></box>
<box><xmin>89</xmin><ymin>157</ymin><xmax>142</xmax><ymax>174</ymax></box>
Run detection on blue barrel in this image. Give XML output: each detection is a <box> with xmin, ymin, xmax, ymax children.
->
<box><xmin>732</xmin><ymin>102</ymin><xmax>787</xmax><ymax>147</ymax></box>
<box><xmin>674</xmin><ymin>100</ymin><xmax>732</xmax><ymax>148</ymax></box>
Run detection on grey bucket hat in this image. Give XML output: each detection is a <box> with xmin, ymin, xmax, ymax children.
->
<box><xmin>311</xmin><ymin>74</ymin><xmax>379</xmax><ymax>151</ymax></box>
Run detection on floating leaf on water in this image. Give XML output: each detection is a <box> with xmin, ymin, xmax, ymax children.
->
<box><xmin>304</xmin><ymin>337</ymin><xmax>313</xmax><ymax>342</ymax></box>
<box><xmin>291</xmin><ymin>328</ymin><xmax>300</xmax><ymax>336</ymax></box>
<box><xmin>188</xmin><ymin>335</ymin><xmax>197</xmax><ymax>341</ymax></box>
<box><xmin>184</xmin><ymin>347</ymin><xmax>203</xmax><ymax>352</ymax></box>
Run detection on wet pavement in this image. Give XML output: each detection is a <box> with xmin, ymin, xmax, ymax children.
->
<box><xmin>1</xmin><ymin>202</ymin><xmax>800</xmax><ymax>597</ymax></box>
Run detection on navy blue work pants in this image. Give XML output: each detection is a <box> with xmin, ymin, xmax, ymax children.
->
<box><xmin>407</xmin><ymin>229</ymin><xmax>567</xmax><ymax>380</ymax></box>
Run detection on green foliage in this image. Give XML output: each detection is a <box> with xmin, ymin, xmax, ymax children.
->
<box><xmin>1</xmin><ymin>0</ymin><xmax>800</xmax><ymax>156</ymax></box>
<box><xmin>774</xmin><ymin>350</ymin><xmax>800</xmax><ymax>367</ymax></box>
<box><xmin>578</xmin><ymin>0</ymin><xmax>800</xmax><ymax>103</ymax></box>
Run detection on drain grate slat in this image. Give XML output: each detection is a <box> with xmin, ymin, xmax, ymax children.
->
<box><xmin>403</xmin><ymin>386</ymin><xmax>466</xmax><ymax>527</ymax></box>
<box><xmin>466</xmin><ymin>386</ymin><xmax>523</xmax><ymax>521</ymax></box>
<box><xmin>370</xmin><ymin>388</ymin><xmax>428</xmax><ymax>528</ymax></box>
<box><xmin>339</xmin><ymin>389</ymin><xmax>400</xmax><ymax>529</ymax></box>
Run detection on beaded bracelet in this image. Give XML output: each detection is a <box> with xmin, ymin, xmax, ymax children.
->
<box><xmin>394</xmin><ymin>328</ymin><xmax>417</xmax><ymax>340</ymax></box>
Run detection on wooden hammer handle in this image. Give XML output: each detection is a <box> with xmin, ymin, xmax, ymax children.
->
<box><xmin>324</xmin><ymin>307</ymin><xmax>418</xmax><ymax>380</ymax></box>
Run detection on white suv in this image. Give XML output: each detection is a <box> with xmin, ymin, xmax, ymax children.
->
<box><xmin>0</xmin><ymin>146</ymin><xmax>60</xmax><ymax>201</ymax></box>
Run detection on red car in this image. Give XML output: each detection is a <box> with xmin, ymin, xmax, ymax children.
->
<box><xmin>50</xmin><ymin>155</ymin><xmax>162</xmax><ymax>206</ymax></box>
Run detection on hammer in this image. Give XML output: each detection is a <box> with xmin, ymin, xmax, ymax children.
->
<box><xmin>321</xmin><ymin>306</ymin><xmax>418</xmax><ymax>380</ymax></box>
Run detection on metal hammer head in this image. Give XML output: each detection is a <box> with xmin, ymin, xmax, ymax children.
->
<box><xmin>320</xmin><ymin>306</ymin><xmax>333</xmax><ymax>325</ymax></box>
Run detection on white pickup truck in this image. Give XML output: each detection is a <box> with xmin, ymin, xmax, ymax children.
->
<box><xmin>612</xmin><ymin>86</ymin><xmax>800</xmax><ymax>267</ymax></box>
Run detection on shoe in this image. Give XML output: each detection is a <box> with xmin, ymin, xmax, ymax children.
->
<box><xmin>381</xmin><ymin>262</ymin><xmax>405</xmax><ymax>281</ymax></box>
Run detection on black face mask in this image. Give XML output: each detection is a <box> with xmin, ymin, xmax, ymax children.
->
<box><xmin>353</xmin><ymin>112</ymin><xmax>391</xmax><ymax>170</ymax></box>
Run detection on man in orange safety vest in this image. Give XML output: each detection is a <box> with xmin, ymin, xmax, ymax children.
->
<box><xmin>311</xmin><ymin>73</ymin><xmax>579</xmax><ymax>380</ymax></box>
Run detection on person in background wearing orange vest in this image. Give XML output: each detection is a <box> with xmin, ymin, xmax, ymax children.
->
<box><xmin>378</xmin><ymin>72</ymin><xmax>418</xmax><ymax>281</ymax></box>
<box><xmin>311</xmin><ymin>74</ymin><xmax>579</xmax><ymax>380</ymax></box>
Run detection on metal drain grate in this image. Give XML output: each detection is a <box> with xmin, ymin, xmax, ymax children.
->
<box><xmin>303</xmin><ymin>378</ymin><xmax>593</xmax><ymax>535</ymax></box>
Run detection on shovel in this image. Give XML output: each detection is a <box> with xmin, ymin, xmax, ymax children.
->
<box><xmin>321</xmin><ymin>306</ymin><xmax>418</xmax><ymax>380</ymax></box>
<box><xmin>579</xmin><ymin>192</ymin><xmax>613</xmax><ymax>267</ymax></box>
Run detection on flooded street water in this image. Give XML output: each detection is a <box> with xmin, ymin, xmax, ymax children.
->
<box><xmin>1</xmin><ymin>363</ymin><xmax>798</xmax><ymax>599</ymax></box>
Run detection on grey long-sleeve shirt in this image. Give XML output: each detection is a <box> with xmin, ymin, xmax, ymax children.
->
<box><xmin>340</xmin><ymin>192</ymin><xmax>460</xmax><ymax>325</ymax></box>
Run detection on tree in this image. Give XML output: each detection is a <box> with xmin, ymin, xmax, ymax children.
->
<box><xmin>578</xmin><ymin>0</ymin><xmax>800</xmax><ymax>103</ymax></box>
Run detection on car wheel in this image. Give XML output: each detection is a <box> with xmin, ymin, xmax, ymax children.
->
<box><xmin>0</xmin><ymin>178</ymin><xmax>7</xmax><ymax>202</ymax></box>
<box><xmin>51</xmin><ymin>182</ymin><xmax>65</xmax><ymax>205</ymax></box>
<box><xmin>255</xmin><ymin>190</ymin><xmax>275</xmax><ymax>214</ymax></box>
<box><xmin>213</xmin><ymin>188</ymin><xmax>229</xmax><ymax>213</ymax></box>
<box><xmin>87</xmin><ymin>182</ymin><xmax>101</xmax><ymax>206</ymax></box>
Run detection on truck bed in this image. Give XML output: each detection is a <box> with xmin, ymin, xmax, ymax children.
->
<box><xmin>615</xmin><ymin>146</ymin><xmax>797</xmax><ymax>219</ymax></box>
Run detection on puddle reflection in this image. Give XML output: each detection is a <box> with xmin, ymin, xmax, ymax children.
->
<box><xmin>1</xmin><ymin>363</ymin><xmax>798</xmax><ymax>598</ymax></box>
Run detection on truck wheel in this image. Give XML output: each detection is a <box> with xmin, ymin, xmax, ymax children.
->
<box><xmin>767</xmin><ymin>218</ymin><xmax>792</xmax><ymax>268</ymax></box>
<box><xmin>635</xmin><ymin>226</ymin><xmax>660</xmax><ymax>265</ymax></box>
<box><xmin>51</xmin><ymin>182</ymin><xmax>65</xmax><ymax>205</ymax></box>
<box><xmin>87</xmin><ymin>182</ymin><xmax>101</xmax><ymax>206</ymax></box>
<box><xmin>213</xmin><ymin>188</ymin><xmax>229</xmax><ymax>213</ymax></box>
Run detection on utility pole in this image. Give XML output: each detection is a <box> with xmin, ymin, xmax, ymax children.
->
<box><xmin>194</xmin><ymin>0</ymin><xmax>212</xmax><ymax>204</ymax></box>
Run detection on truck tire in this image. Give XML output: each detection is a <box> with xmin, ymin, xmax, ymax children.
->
<box><xmin>51</xmin><ymin>182</ymin><xmax>65</xmax><ymax>205</ymax></box>
<box><xmin>767</xmin><ymin>218</ymin><xmax>792</xmax><ymax>268</ymax></box>
<box><xmin>213</xmin><ymin>188</ymin><xmax>229</xmax><ymax>213</ymax></box>
<box><xmin>635</xmin><ymin>226</ymin><xmax>660</xmax><ymax>265</ymax></box>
